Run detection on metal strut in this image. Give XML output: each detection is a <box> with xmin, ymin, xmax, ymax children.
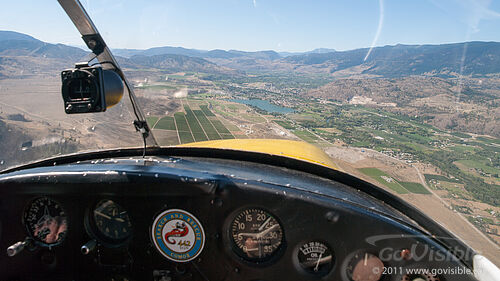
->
<box><xmin>57</xmin><ymin>0</ymin><xmax>158</xmax><ymax>148</ymax></box>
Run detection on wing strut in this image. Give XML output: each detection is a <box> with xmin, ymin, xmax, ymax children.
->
<box><xmin>57</xmin><ymin>0</ymin><xmax>159</xmax><ymax>149</ymax></box>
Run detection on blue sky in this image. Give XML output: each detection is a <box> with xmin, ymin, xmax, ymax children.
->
<box><xmin>1</xmin><ymin>0</ymin><xmax>500</xmax><ymax>52</ymax></box>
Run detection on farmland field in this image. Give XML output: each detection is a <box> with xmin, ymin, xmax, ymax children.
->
<box><xmin>358</xmin><ymin>167</ymin><xmax>409</xmax><ymax>194</ymax></box>
<box><xmin>178</xmin><ymin>131</ymin><xmax>194</xmax><ymax>144</ymax></box>
<box><xmin>273</xmin><ymin>120</ymin><xmax>294</xmax><ymax>129</ymax></box>
<box><xmin>292</xmin><ymin>130</ymin><xmax>319</xmax><ymax>143</ymax></box>
<box><xmin>146</xmin><ymin>116</ymin><xmax>159</xmax><ymax>128</ymax></box>
<box><xmin>424</xmin><ymin>174</ymin><xmax>456</xmax><ymax>183</ymax></box>
<box><xmin>193</xmin><ymin>110</ymin><xmax>221</xmax><ymax>140</ymax></box>
<box><xmin>399</xmin><ymin>182</ymin><xmax>430</xmax><ymax>194</ymax></box>
<box><xmin>154</xmin><ymin>117</ymin><xmax>176</xmax><ymax>130</ymax></box>
<box><xmin>174</xmin><ymin>113</ymin><xmax>190</xmax><ymax>132</ymax></box>
<box><xmin>200</xmin><ymin>105</ymin><xmax>216</xmax><ymax>116</ymax></box>
<box><xmin>149</xmin><ymin>102</ymin><xmax>235</xmax><ymax>145</ymax></box>
<box><xmin>211</xmin><ymin>119</ymin><xmax>231</xmax><ymax>134</ymax></box>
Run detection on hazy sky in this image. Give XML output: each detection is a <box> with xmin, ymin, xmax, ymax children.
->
<box><xmin>1</xmin><ymin>0</ymin><xmax>500</xmax><ymax>52</ymax></box>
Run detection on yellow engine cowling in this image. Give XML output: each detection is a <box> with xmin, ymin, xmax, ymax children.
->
<box><xmin>178</xmin><ymin>139</ymin><xmax>338</xmax><ymax>170</ymax></box>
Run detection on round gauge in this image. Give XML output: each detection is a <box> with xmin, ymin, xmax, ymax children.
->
<box><xmin>92</xmin><ymin>200</ymin><xmax>132</xmax><ymax>243</ymax></box>
<box><xmin>230</xmin><ymin>208</ymin><xmax>284</xmax><ymax>262</ymax></box>
<box><xmin>23</xmin><ymin>197</ymin><xmax>68</xmax><ymax>246</ymax></box>
<box><xmin>297</xmin><ymin>241</ymin><xmax>334</xmax><ymax>276</ymax></box>
<box><xmin>346</xmin><ymin>252</ymin><xmax>384</xmax><ymax>281</ymax></box>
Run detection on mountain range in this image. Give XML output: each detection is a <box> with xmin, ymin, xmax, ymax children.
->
<box><xmin>1</xmin><ymin>30</ymin><xmax>500</xmax><ymax>78</ymax></box>
<box><xmin>0</xmin><ymin>31</ymin><xmax>87</xmax><ymax>61</ymax></box>
<box><xmin>112</xmin><ymin>46</ymin><xmax>336</xmax><ymax>59</ymax></box>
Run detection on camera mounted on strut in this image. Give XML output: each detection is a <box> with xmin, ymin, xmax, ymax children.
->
<box><xmin>61</xmin><ymin>62</ymin><xmax>124</xmax><ymax>114</ymax></box>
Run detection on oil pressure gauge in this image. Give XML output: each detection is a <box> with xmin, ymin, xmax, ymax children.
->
<box><xmin>297</xmin><ymin>241</ymin><xmax>334</xmax><ymax>276</ymax></box>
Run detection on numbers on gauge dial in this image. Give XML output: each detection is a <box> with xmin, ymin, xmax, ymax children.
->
<box><xmin>230</xmin><ymin>208</ymin><xmax>283</xmax><ymax>261</ymax></box>
<box><xmin>93</xmin><ymin>200</ymin><xmax>132</xmax><ymax>241</ymax></box>
<box><xmin>297</xmin><ymin>241</ymin><xmax>334</xmax><ymax>276</ymax></box>
<box><xmin>24</xmin><ymin>197</ymin><xmax>68</xmax><ymax>245</ymax></box>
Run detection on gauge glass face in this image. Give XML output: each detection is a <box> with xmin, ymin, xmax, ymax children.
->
<box><xmin>24</xmin><ymin>197</ymin><xmax>68</xmax><ymax>245</ymax></box>
<box><xmin>346</xmin><ymin>252</ymin><xmax>384</xmax><ymax>281</ymax></box>
<box><xmin>230</xmin><ymin>208</ymin><xmax>283</xmax><ymax>261</ymax></box>
<box><xmin>297</xmin><ymin>241</ymin><xmax>334</xmax><ymax>276</ymax></box>
<box><xmin>93</xmin><ymin>200</ymin><xmax>132</xmax><ymax>242</ymax></box>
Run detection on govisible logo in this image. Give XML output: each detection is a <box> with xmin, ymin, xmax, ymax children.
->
<box><xmin>151</xmin><ymin>209</ymin><xmax>205</xmax><ymax>262</ymax></box>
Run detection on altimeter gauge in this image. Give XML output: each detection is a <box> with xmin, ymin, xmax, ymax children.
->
<box><xmin>230</xmin><ymin>208</ymin><xmax>284</xmax><ymax>262</ymax></box>
<box><xmin>23</xmin><ymin>197</ymin><xmax>68</xmax><ymax>246</ymax></box>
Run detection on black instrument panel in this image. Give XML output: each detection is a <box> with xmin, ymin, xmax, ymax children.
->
<box><xmin>0</xmin><ymin>156</ymin><xmax>477</xmax><ymax>281</ymax></box>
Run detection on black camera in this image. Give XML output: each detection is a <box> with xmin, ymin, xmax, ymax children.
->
<box><xmin>61</xmin><ymin>63</ymin><xmax>124</xmax><ymax>114</ymax></box>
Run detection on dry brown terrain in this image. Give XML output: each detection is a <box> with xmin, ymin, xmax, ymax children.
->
<box><xmin>307</xmin><ymin>76</ymin><xmax>500</xmax><ymax>137</ymax></box>
<box><xmin>0</xmin><ymin>76</ymin><xmax>142</xmax><ymax>165</ymax></box>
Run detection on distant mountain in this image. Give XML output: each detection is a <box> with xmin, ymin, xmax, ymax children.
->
<box><xmin>0</xmin><ymin>31</ymin><xmax>38</xmax><ymax>42</ymax></box>
<box><xmin>121</xmin><ymin>54</ymin><xmax>235</xmax><ymax>74</ymax></box>
<box><xmin>111</xmin><ymin>48</ymin><xmax>143</xmax><ymax>58</ymax></box>
<box><xmin>114</xmin><ymin>45</ymin><xmax>334</xmax><ymax>59</ymax></box>
<box><xmin>0</xmin><ymin>30</ymin><xmax>88</xmax><ymax>61</ymax></box>
<box><xmin>118</xmin><ymin>41</ymin><xmax>499</xmax><ymax>77</ymax></box>
<box><xmin>113</xmin><ymin>47</ymin><xmax>206</xmax><ymax>58</ymax></box>
<box><xmin>2</xmin><ymin>30</ymin><xmax>500</xmax><ymax>78</ymax></box>
<box><xmin>283</xmin><ymin>42</ymin><xmax>500</xmax><ymax>77</ymax></box>
<box><xmin>0</xmin><ymin>30</ymin><xmax>236</xmax><ymax>77</ymax></box>
<box><xmin>113</xmin><ymin>46</ymin><xmax>282</xmax><ymax>60</ymax></box>
<box><xmin>279</xmin><ymin>48</ymin><xmax>336</xmax><ymax>57</ymax></box>
<box><xmin>140</xmin><ymin>46</ymin><xmax>206</xmax><ymax>57</ymax></box>
<box><xmin>82</xmin><ymin>41</ymin><xmax>500</xmax><ymax>77</ymax></box>
<box><xmin>310</xmin><ymin>48</ymin><xmax>337</xmax><ymax>54</ymax></box>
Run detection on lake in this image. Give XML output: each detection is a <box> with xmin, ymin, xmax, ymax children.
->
<box><xmin>228</xmin><ymin>99</ymin><xmax>294</xmax><ymax>114</ymax></box>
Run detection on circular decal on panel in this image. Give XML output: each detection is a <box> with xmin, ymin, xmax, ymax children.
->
<box><xmin>151</xmin><ymin>209</ymin><xmax>205</xmax><ymax>262</ymax></box>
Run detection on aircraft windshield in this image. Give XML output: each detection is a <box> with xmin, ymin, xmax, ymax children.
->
<box><xmin>0</xmin><ymin>0</ymin><xmax>499</xmax><ymax>265</ymax></box>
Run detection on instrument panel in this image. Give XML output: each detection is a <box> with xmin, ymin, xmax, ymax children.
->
<box><xmin>0</xmin><ymin>156</ymin><xmax>477</xmax><ymax>281</ymax></box>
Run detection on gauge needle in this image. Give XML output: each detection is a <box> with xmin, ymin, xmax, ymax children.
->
<box><xmin>256</xmin><ymin>224</ymin><xmax>279</xmax><ymax>239</ymax></box>
<box><xmin>245</xmin><ymin>247</ymin><xmax>259</xmax><ymax>252</ymax></box>
<box><xmin>302</xmin><ymin>255</ymin><xmax>332</xmax><ymax>268</ymax></box>
<box><xmin>364</xmin><ymin>253</ymin><xmax>368</xmax><ymax>266</ymax></box>
<box><xmin>94</xmin><ymin>211</ymin><xmax>111</xmax><ymax>219</ymax></box>
<box><xmin>258</xmin><ymin>217</ymin><xmax>272</xmax><ymax>231</ymax></box>
<box><xmin>238</xmin><ymin>233</ymin><xmax>259</xmax><ymax>238</ymax></box>
<box><xmin>314</xmin><ymin>253</ymin><xmax>323</xmax><ymax>272</ymax></box>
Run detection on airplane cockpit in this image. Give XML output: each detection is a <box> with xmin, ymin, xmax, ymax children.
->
<box><xmin>0</xmin><ymin>146</ymin><xmax>492</xmax><ymax>281</ymax></box>
<box><xmin>1</xmin><ymin>1</ymin><xmax>499</xmax><ymax>281</ymax></box>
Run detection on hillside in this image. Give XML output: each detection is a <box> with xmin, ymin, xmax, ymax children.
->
<box><xmin>283</xmin><ymin>42</ymin><xmax>500</xmax><ymax>77</ymax></box>
<box><xmin>120</xmin><ymin>54</ymin><xmax>238</xmax><ymax>75</ymax></box>
<box><xmin>0</xmin><ymin>31</ymin><xmax>236</xmax><ymax>78</ymax></box>
<box><xmin>0</xmin><ymin>31</ymin><xmax>87</xmax><ymax>61</ymax></box>
<box><xmin>3</xmin><ymin>30</ymin><xmax>500</xmax><ymax>79</ymax></box>
<box><xmin>113</xmin><ymin>46</ymin><xmax>281</xmax><ymax>60</ymax></box>
<box><xmin>307</xmin><ymin>76</ymin><xmax>500</xmax><ymax>137</ymax></box>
